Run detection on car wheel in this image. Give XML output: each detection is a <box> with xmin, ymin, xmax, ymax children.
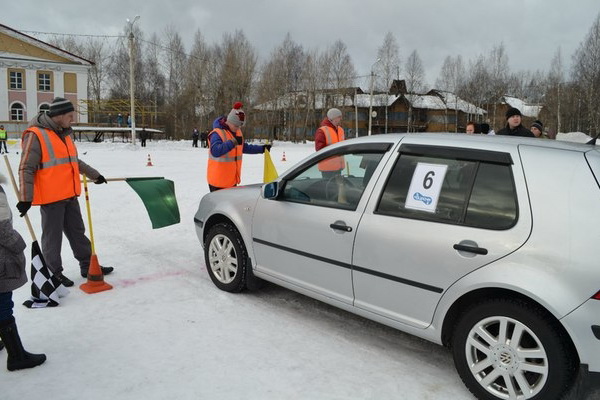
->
<box><xmin>451</xmin><ymin>298</ymin><xmax>576</xmax><ymax>400</ymax></box>
<box><xmin>204</xmin><ymin>222</ymin><xmax>248</xmax><ymax>292</ymax></box>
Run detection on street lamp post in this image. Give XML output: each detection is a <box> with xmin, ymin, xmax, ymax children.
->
<box><xmin>127</xmin><ymin>15</ymin><xmax>140</xmax><ymax>145</ymax></box>
<box><xmin>368</xmin><ymin>58</ymin><xmax>381</xmax><ymax>136</ymax></box>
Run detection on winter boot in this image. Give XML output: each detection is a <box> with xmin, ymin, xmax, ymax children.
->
<box><xmin>0</xmin><ymin>317</ymin><xmax>46</xmax><ymax>371</ymax></box>
<box><xmin>81</xmin><ymin>266</ymin><xmax>114</xmax><ymax>278</ymax></box>
<box><xmin>0</xmin><ymin>340</ymin><xmax>4</xmax><ymax>351</ymax></box>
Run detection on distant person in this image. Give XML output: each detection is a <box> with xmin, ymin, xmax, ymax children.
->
<box><xmin>315</xmin><ymin>108</ymin><xmax>345</xmax><ymax>178</ymax></box>
<box><xmin>0</xmin><ymin>173</ymin><xmax>47</xmax><ymax>371</ymax></box>
<box><xmin>140</xmin><ymin>127</ymin><xmax>148</xmax><ymax>147</ymax></box>
<box><xmin>465</xmin><ymin>122</ymin><xmax>476</xmax><ymax>134</ymax></box>
<box><xmin>480</xmin><ymin>122</ymin><xmax>495</xmax><ymax>135</ymax></box>
<box><xmin>207</xmin><ymin>102</ymin><xmax>271</xmax><ymax>192</ymax></box>
<box><xmin>496</xmin><ymin>107</ymin><xmax>535</xmax><ymax>137</ymax></box>
<box><xmin>530</xmin><ymin>120</ymin><xmax>548</xmax><ymax>138</ymax></box>
<box><xmin>200</xmin><ymin>130</ymin><xmax>209</xmax><ymax>148</ymax></box>
<box><xmin>0</xmin><ymin>125</ymin><xmax>8</xmax><ymax>154</ymax></box>
<box><xmin>17</xmin><ymin>97</ymin><xmax>114</xmax><ymax>287</ymax></box>
<box><xmin>126</xmin><ymin>114</ymin><xmax>131</xmax><ymax>128</ymax></box>
<box><xmin>192</xmin><ymin>128</ymin><xmax>199</xmax><ymax>148</ymax></box>
<box><xmin>117</xmin><ymin>113</ymin><xmax>123</xmax><ymax>127</ymax></box>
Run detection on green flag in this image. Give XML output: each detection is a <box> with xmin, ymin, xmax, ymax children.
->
<box><xmin>125</xmin><ymin>178</ymin><xmax>180</xmax><ymax>229</ymax></box>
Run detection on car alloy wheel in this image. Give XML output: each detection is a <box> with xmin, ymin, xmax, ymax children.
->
<box><xmin>465</xmin><ymin>315</ymin><xmax>548</xmax><ymax>398</ymax></box>
<box><xmin>204</xmin><ymin>222</ymin><xmax>248</xmax><ymax>292</ymax></box>
<box><xmin>452</xmin><ymin>298</ymin><xmax>576</xmax><ymax>400</ymax></box>
<box><xmin>208</xmin><ymin>233</ymin><xmax>238</xmax><ymax>284</ymax></box>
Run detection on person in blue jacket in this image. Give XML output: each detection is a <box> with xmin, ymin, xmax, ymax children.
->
<box><xmin>207</xmin><ymin>102</ymin><xmax>271</xmax><ymax>192</ymax></box>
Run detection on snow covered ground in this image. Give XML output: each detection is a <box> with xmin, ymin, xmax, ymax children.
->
<box><xmin>0</xmin><ymin>134</ymin><xmax>597</xmax><ymax>400</ymax></box>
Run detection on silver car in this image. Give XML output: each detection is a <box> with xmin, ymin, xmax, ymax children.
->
<box><xmin>194</xmin><ymin>133</ymin><xmax>600</xmax><ymax>400</ymax></box>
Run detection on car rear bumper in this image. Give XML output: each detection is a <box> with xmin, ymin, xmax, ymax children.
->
<box><xmin>561</xmin><ymin>298</ymin><xmax>600</xmax><ymax>373</ymax></box>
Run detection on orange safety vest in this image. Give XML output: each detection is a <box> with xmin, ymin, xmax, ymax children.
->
<box><xmin>318</xmin><ymin>125</ymin><xmax>345</xmax><ymax>171</ymax></box>
<box><xmin>24</xmin><ymin>127</ymin><xmax>81</xmax><ymax>205</ymax></box>
<box><xmin>207</xmin><ymin>128</ymin><xmax>243</xmax><ymax>188</ymax></box>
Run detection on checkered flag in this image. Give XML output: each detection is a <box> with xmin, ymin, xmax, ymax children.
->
<box><xmin>23</xmin><ymin>241</ymin><xmax>69</xmax><ymax>308</ymax></box>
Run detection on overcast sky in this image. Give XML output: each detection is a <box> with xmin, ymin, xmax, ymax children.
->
<box><xmin>5</xmin><ymin>0</ymin><xmax>600</xmax><ymax>89</ymax></box>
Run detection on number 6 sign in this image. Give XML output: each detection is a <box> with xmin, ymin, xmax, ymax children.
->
<box><xmin>405</xmin><ymin>162</ymin><xmax>448</xmax><ymax>213</ymax></box>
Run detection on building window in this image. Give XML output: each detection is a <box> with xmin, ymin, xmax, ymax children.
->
<box><xmin>39</xmin><ymin>103</ymin><xmax>50</xmax><ymax>113</ymax></box>
<box><xmin>9</xmin><ymin>70</ymin><xmax>24</xmax><ymax>90</ymax></box>
<box><xmin>38</xmin><ymin>72</ymin><xmax>52</xmax><ymax>91</ymax></box>
<box><xmin>10</xmin><ymin>103</ymin><xmax>25</xmax><ymax>121</ymax></box>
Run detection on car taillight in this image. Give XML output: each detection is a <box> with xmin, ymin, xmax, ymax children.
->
<box><xmin>593</xmin><ymin>291</ymin><xmax>600</xmax><ymax>300</ymax></box>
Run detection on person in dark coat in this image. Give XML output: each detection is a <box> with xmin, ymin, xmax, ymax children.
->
<box><xmin>192</xmin><ymin>128</ymin><xmax>199</xmax><ymax>148</ymax></box>
<box><xmin>496</xmin><ymin>108</ymin><xmax>535</xmax><ymax>137</ymax></box>
<box><xmin>140</xmin><ymin>127</ymin><xmax>148</xmax><ymax>147</ymax></box>
<box><xmin>0</xmin><ymin>173</ymin><xmax>47</xmax><ymax>371</ymax></box>
<box><xmin>200</xmin><ymin>130</ymin><xmax>208</xmax><ymax>148</ymax></box>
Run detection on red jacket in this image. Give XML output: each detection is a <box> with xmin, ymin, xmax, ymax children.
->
<box><xmin>315</xmin><ymin>118</ymin><xmax>344</xmax><ymax>151</ymax></box>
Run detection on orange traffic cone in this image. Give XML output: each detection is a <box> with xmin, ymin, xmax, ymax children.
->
<box><xmin>281</xmin><ymin>152</ymin><xmax>287</xmax><ymax>162</ymax></box>
<box><xmin>80</xmin><ymin>254</ymin><xmax>113</xmax><ymax>294</ymax></box>
<box><xmin>146</xmin><ymin>154</ymin><xmax>153</xmax><ymax>166</ymax></box>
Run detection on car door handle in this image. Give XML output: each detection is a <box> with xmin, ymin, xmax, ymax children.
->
<box><xmin>453</xmin><ymin>243</ymin><xmax>488</xmax><ymax>255</ymax></box>
<box><xmin>330</xmin><ymin>223</ymin><xmax>353</xmax><ymax>232</ymax></box>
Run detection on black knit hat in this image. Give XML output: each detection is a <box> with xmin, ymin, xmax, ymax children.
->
<box><xmin>505</xmin><ymin>107</ymin><xmax>522</xmax><ymax>120</ymax></box>
<box><xmin>48</xmin><ymin>97</ymin><xmax>75</xmax><ymax>117</ymax></box>
<box><xmin>531</xmin><ymin>120</ymin><xmax>543</xmax><ymax>132</ymax></box>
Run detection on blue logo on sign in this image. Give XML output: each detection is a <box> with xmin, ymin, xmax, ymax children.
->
<box><xmin>413</xmin><ymin>192</ymin><xmax>432</xmax><ymax>205</ymax></box>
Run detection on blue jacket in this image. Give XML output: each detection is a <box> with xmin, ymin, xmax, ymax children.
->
<box><xmin>209</xmin><ymin>117</ymin><xmax>264</xmax><ymax>158</ymax></box>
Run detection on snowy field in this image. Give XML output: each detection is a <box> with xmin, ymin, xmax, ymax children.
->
<box><xmin>0</xmin><ymin>132</ymin><xmax>597</xmax><ymax>400</ymax></box>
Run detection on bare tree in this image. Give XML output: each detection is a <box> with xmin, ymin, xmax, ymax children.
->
<box><xmin>375</xmin><ymin>32</ymin><xmax>401</xmax><ymax>133</ymax></box>
<box><xmin>144</xmin><ymin>33</ymin><xmax>166</xmax><ymax>127</ymax></box>
<box><xmin>327</xmin><ymin>39</ymin><xmax>357</xmax><ymax>105</ymax></box>
<box><xmin>435</xmin><ymin>55</ymin><xmax>465</xmax><ymax>131</ymax></box>
<box><xmin>572</xmin><ymin>12</ymin><xmax>600</xmax><ymax>136</ymax></box>
<box><xmin>405</xmin><ymin>50</ymin><xmax>425</xmax><ymax>132</ymax></box>
<box><xmin>163</xmin><ymin>26</ymin><xmax>187</xmax><ymax>138</ymax></box>
<box><xmin>212</xmin><ymin>30</ymin><xmax>257</xmax><ymax>117</ymax></box>
<box><xmin>185</xmin><ymin>30</ymin><xmax>211</xmax><ymax>130</ymax></box>
<box><xmin>545</xmin><ymin>47</ymin><xmax>565</xmax><ymax>135</ymax></box>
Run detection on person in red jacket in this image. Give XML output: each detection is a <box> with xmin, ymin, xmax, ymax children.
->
<box><xmin>314</xmin><ymin>108</ymin><xmax>345</xmax><ymax>178</ymax></box>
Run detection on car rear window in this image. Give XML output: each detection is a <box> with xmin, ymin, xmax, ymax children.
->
<box><xmin>376</xmin><ymin>153</ymin><xmax>518</xmax><ymax>230</ymax></box>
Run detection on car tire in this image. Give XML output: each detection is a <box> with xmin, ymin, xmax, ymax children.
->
<box><xmin>204</xmin><ymin>222</ymin><xmax>248</xmax><ymax>293</ymax></box>
<box><xmin>451</xmin><ymin>298</ymin><xmax>576</xmax><ymax>400</ymax></box>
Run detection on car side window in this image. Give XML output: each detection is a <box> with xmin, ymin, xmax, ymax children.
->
<box><xmin>280</xmin><ymin>152</ymin><xmax>385</xmax><ymax>210</ymax></box>
<box><xmin>376</xmin><ymin>153</ymin><xmax>517</xmax><ymax>229</ymax></box>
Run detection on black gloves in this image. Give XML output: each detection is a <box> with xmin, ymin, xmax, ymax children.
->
<box><xmin>95</xmin><ymin>175</ymin><xmax>107</xmax><ymax>184</ymax></box>
<box><xmin>235</xmin><ymin>136</ymin><xmax>243</xmax><ymax>145</ymax></box>
<box><xmin>16</xmin><ymin>201</ymin><xmax>32</xmax><ymax>217</ymax></box>
<box><xmin>263</xmin><ymin>144</ymin><xmax>272</xmax><ymax>152</ymax></box>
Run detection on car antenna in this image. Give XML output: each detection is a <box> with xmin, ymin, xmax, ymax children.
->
<box><xmin>586</xmin><ymin>132</ymin><xmax>600</xmax><ymax>145</ymax></box>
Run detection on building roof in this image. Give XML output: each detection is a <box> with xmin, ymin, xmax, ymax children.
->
<box><xmin>501</xmin><ymin>95</ymin><xmax>542</xmax><ymax>118</ymax></box>
<box><xmin>429</xmin><ymin>90</ymin><xmax>487</xmax><ymax>115</ymax></box>
<box><xmin>0</xmin><ymin>23</ymin><xmax>93</xmax><ymax>66</ymax></box>
<box><xmin>254</xmin><ymin>89</ymin><xmax>484</xmax><ymax>115</ymax></box>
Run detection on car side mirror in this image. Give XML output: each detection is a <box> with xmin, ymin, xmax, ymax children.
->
<box><xmin>262</xmin><ymin>181</ymin><xmax>279</xmax><ymax>199</ymax></box>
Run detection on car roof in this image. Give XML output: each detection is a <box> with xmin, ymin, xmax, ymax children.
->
<box><xmin>343</xmin><ymin>133</ymin><xmax>598</xmax><ymax>154</ymax></box>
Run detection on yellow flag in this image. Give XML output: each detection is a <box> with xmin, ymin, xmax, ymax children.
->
<box><xmin>263</xmin><ymin>149</ymin><xmax>279</xmax><ymax>183</ymax></box>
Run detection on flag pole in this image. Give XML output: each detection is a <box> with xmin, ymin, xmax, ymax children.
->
<box><xmin>82</xmin><ymin>175</ymin><xmax>96</xmax><ymax>254</ymax></box>
<box><xmin>3</xmin><ymin>155</ymin><xmax>36</xmax><ymax>241</ymax></box>
<box><xmin>81</xmin><ymin>176</ymin><xmax>164</xmax><ymax>183</ymax></box>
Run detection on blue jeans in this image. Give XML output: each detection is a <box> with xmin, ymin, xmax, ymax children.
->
<box><xmin>0</xmin><ymin>291</ymin><xmax>14</xmax><ymax>322</ymax></box>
